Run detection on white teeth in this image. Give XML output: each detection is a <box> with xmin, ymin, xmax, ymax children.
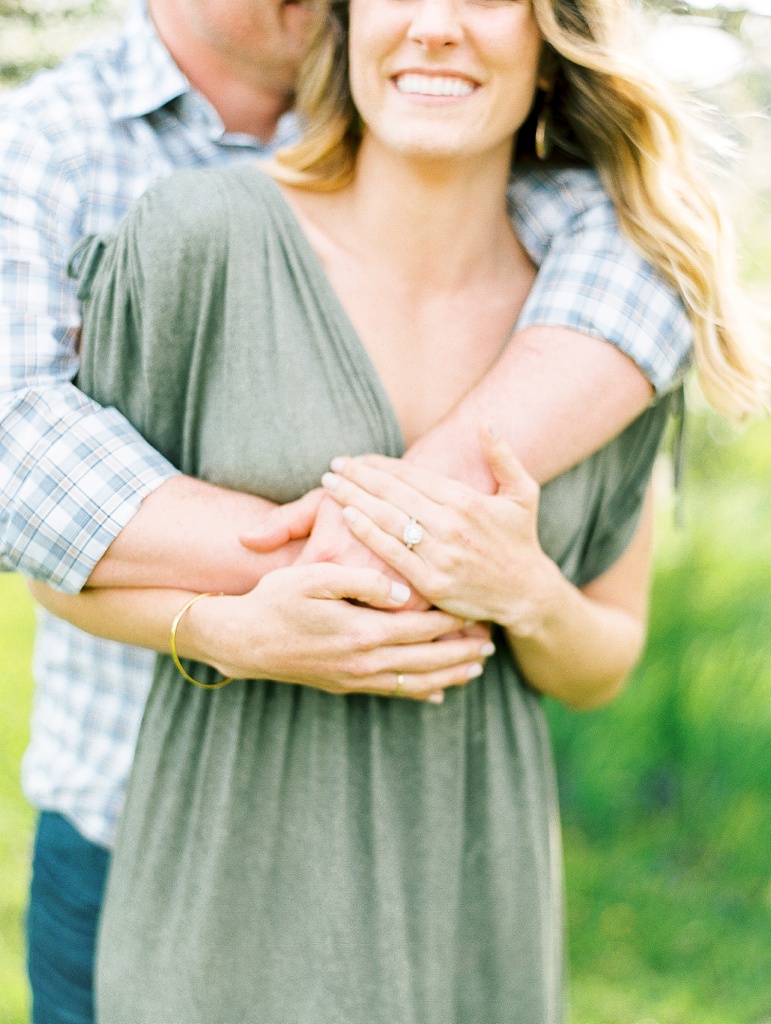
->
<box><xmin>395</xmin><ymin>73</ymin><xmax>474</xmax><ymax>97</ymax></box>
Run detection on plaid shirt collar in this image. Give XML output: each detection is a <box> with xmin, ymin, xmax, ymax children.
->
<box><xmin>108</xmin><ymin>2</ymin><xmax>190</xmax><ymax>121</ymax></box>
<box><xmin>107</xmin><ymin>2</ymin><xmax>298</xmax><ymax>147</ymax></box>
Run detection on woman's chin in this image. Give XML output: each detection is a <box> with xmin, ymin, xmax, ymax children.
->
<box><xmin>361</xmin><ymin>129</ymin><xmax>504</xmax><ymax>171</ymax></box>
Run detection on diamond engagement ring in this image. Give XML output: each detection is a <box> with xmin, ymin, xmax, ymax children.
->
<box><xmin>403</xmin><ymin>518</ymin><xmax>423</xmax><ymax>550</ymax></box>
<box><xmin>395</xmin><ymin>673</ymin><xmax>406</xmax><ymax>696</ymax></box>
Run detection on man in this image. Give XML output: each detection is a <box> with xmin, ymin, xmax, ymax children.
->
<box><xmin>0</xmin><ymin>0</ymin><xmax>690</xmax><ymax>1020</ymax></box>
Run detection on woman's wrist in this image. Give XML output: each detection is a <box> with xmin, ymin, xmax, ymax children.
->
<box><xmin>500</xmin><ymin>549</ymin><xmax>566</xmax><ymax>643</ymax></box>
<box><xmin>173</xmin><ymin>592</ymin><xmax>247</xmax><ymax>678</ymax></box>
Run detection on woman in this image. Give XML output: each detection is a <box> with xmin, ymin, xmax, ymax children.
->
<box><xmin>35</xmin><ymin>0</ymin><xmax>765</xmax><ymax>1019</ymax></box>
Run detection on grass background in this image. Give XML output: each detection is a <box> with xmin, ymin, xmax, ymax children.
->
<box><xmin>552</xmin><ymin>412</ymin><xmax>771</xmax><ymax>1023</ymax></box>
<box><xmin>1</xmin><ymin>414</ymin><xmax>769</xmax><ymax>1024</ymax></box>
<box><xmin>0</xmin><ymin>574</ymin><xmax>35</xmax><ymax>1022</ymax></box>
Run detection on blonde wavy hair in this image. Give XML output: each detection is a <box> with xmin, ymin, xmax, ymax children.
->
<box><xmin>272</xmin><ymin>0</ymin><xmax>769</xmax><ymax>420</ymax></box>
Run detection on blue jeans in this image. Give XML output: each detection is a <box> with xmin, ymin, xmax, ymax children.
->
<box><xmin>27</xmin><ymin>812</ymin><xmax>110</xmax><ymax>1024</ymax></box>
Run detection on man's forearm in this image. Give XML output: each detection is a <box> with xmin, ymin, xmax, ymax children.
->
<box><xmin>405</xmin><ymin>325</ymin><xmax>653</xmax><ymax>488</ymax></box>
<box><xmin>123</xmin><ymin>324</ymin><xmax>654</xmax><ymax>598</ymax></box>
<box><xmin>87</xmin><ymin>475</ymin><xmax>302</xmax><ymax>593</ymax></box>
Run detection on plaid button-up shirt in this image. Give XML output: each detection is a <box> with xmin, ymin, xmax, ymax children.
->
<box><xmin>0</xmin><ymin>4</ymin><xmax>691</xmax><ymax>847</ymax></box>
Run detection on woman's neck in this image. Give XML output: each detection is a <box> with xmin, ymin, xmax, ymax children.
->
<box><xmin>311</xmin><ymin>135</ymin><xmax>521</xmax><ymax>294</ymax></box>
<box><xmin>278</xmin><ymin>135</ymin><xmax>534</xmax><ymax>447</ymax></box>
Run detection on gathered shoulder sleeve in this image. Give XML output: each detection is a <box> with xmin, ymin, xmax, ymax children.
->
<box><xmin>70</xmin><ymin>168</ymin><xmax>234</xmax><ymax>468</ymax></box>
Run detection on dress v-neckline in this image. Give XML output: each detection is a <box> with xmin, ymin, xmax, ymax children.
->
<box><xmin>243</xmin><ymin>165</ymin><xmax>408</xmax><ymax>456</ymax></box>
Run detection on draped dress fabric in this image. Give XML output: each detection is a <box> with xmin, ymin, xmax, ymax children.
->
<box><xmin>72</xmin><ymin>165</ymin><xmax>672</xmax><ymax>1024</ymax></box>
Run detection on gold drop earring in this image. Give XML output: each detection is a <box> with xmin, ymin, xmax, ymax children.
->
<box><xmin>535</xmin><ymin>92</ymin><xmax>553</xmax><ymax>162</ymax></box>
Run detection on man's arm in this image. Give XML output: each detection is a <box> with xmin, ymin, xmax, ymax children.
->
<box><xmin>86</xmin><ymin>477</ymin><xmax>321</xmax><ymax>590</ymax></box>
<box><xmin>395</xmin><ymin>168</ymin><xmax>691</xmax><ymax>488</ymax></box>
<box><xmin>405</xmin><ymin>324</ymin><xmax>652</xmax><ymax>492</ymax></box>
<box><xmin>0</xmin><ymin>105</ymin><xmax>309</xmax><ymax>595</ymax></box>
<box><xmin>0</xmin><ymin>109</ymin><xmax>173</xmax><ymax>592</ymax></box>
<box><xmin>429</xmin><ymin>167</ymin><xmax>690</xmax><ymax>487</ymax></box>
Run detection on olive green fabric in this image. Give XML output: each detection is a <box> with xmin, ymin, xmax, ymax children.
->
<box><xmin>73</xmin><ymin>165</ymin><xmax>672</xmax><ymax>1024</ymax></box>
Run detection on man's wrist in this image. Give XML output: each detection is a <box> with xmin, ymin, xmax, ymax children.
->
<box><xmin>404</xmin><ymin>431</ymin><xmax>497</xmax><ymax>493</ymax></box>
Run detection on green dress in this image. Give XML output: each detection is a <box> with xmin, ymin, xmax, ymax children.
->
<box><xmin>73</xmin><ymin>165</ymin><xmax>672</xmax><ymax>1024</ymax></box>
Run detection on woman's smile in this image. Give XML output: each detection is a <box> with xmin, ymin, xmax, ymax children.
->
<box><xmin>350</xmin><ymin>0</ymin><xmax>544</xmax><ymax>163</ymax></box>
<box><xmin>392</xmin><ymin>71</ymin><xmax>478</xmax><ymax>99</ymax></box>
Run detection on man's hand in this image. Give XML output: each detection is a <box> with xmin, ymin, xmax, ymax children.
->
<box><xmin>239</xmin><ymin>488</ymin><xmax>326</xmax><ymax>551</ymax></box>
<box><xmin>243</xmin><ymin>494</ymin><xmax>431</xmax><ymax>610</ymax></box>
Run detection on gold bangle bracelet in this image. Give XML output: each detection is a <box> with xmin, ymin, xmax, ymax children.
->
<box><xmin>169</xmin><ymin>592</ymin><xmax>234</xmax><ymax>690</ymax></box>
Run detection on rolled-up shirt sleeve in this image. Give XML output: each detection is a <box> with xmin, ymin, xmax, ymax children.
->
<box><xmin>510</xmin><ymin>168</ymin><xmax>693</xmax><ymax>394</ymax></box>
<box><xmin>0</xmin><ymin>118</ymin><xmax>177</xmax><ymax>593</ymax></box>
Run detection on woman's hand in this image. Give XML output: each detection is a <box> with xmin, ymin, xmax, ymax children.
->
<box><xmin>319</xmin><ymin>425</ymin><xmax>551</xmax><ymax>632</ymax></box>
<box><xmin>178</xmin><ymin>562</ymin><xmax>494</xmax><ymax>702</ymax></box>
<box><xmin>242</xmin><ymin>489</ymin><xmax>431</xmax><ymax>611</ymax></box>
<box><xmin>318</xmin><ymin>427</ymin><xmax>656</xmax><ymax>710</ymax></box>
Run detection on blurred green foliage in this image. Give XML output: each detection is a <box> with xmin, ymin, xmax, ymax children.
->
<box><xmin>0</xmin><ymin>0</ymin><xmax>122</xmax><ymax>89</ymax></box>
<box><xmin>0</xmin><ymin>575</ymin><xmax>35</xmax><ymax>1024</ymax></box>
<box><xmin>549</xmin><ymin>411</ymin><xmax>771</xmax><ymax>1022</ymax></box>
<box><xmin>551</xmin><ymin>412</ymin><xmax>771</xmax><ymax>841</ymax></box>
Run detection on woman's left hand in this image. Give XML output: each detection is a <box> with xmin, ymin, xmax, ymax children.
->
<box><xmin>321</xmin><ymin>425</ymin><xmax>550</xmax><ymax>631</ymax></box>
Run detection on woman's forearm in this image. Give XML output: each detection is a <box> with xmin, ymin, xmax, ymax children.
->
<box><xmin>28</xmin><ymin>570</ymin><xmax>495</xmax><ymax>701</ymax></box>
<box><xmin>28</xmin><ymin>580</ymin><xmax>196</xmax><ymax>654</ymax></box>
<box><xmin>503</xmin><ymin>493</ymin><xmax>653</xmax><ymax>709</ymax></box>
<box><xmin>503</xmin><ymin>556</ymin><xmax>646</xmax><ymax>710</ymax></box>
